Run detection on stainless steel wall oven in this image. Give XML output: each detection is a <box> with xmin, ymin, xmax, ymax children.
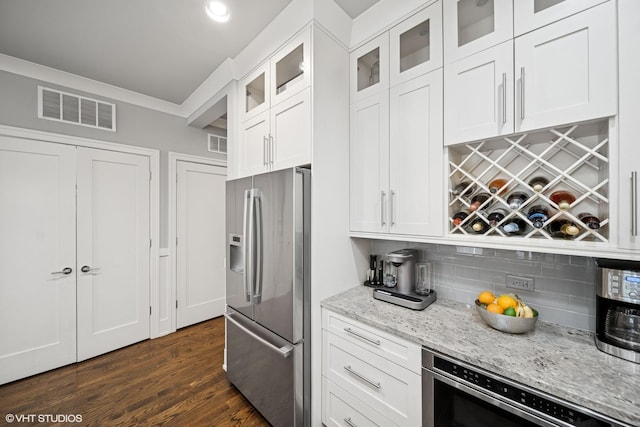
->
<box><xmin>421</xmin><ymin>348</ymin><xmax>629</xmax><ymax>427</ymax></box>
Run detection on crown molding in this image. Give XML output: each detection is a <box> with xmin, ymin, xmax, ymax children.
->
<box><xmin>0</xmin><ymin>53</ymin><xmax>183</xmax><ymax>117</ymax></box>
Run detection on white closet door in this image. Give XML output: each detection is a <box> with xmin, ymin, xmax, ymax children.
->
<box><xmin>176</xmin><ymin>161</ymin><xmax>227</xmax><ymax>328</ymax></box>
<box><xmin>76</xmin><ymin>147</ymin><xmax>150</xmax><ymax>361</ymax></box>
<box><xmin>0</xmin><ymin>136</ymin><xmax>76</xmax><ymax>384</ymax></box>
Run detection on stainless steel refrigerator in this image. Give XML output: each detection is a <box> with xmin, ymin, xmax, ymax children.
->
<box><xmin>225</xmin><ymin>167</ymin><xmax>310</xmax><ymax>427</ymax></box>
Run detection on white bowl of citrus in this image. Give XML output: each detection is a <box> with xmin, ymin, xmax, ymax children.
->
<box><xmin>475</xmin><ymin>291</ymin><xmax>539</xmax><ymax>334</ymax></box>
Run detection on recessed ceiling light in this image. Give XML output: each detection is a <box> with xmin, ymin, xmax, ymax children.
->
<box><xmin>205</xmin><ymin>1</ymin><xmax>231</xmax><ymax>23</ymax></box>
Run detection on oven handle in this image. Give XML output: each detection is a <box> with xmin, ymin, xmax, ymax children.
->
<box><xmin>423</xmin><ymin>368</ymin><xmax>560</xmax><ymax>427</ymax></box>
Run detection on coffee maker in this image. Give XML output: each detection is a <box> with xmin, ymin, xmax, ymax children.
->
<box><xmin>372</xmin><ymin>249</ymin><xmax>437</xmax><ymax>310</ymax></box>
<box><xmin>595</xmin><ymin>259</ymin><xmax>640</xmax><ymax>363</ymax></box>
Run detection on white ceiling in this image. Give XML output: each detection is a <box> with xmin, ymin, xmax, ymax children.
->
<box><xmin>0</xmin><ymin>0</ymin><xmax>379</xmax><ymax>106</ymax></box>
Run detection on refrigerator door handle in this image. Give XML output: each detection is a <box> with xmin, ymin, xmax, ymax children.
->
<box><xmin>254</xmin><ymin>190</ymin><xmax>264</xmax><ymax>303</ymax></box>
<box><xmin>243</xmin><ymin>189</ymin><xmax>255</xmax><ymax>303</ymax></box>
<box><xmin>224</xmin><ymin>312</ymin><xmax>293</xmax><ymax>358</ymax></box>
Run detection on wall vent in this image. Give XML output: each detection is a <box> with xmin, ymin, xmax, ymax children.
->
<box><xmin>208</xmin><ymin>134</ymin><xmax>227</xmax><ymax>154</ymax></box>
<box><xmin>38</xmin><ymin>86</ymin><xmax>116</xmax><ymax>131</ymax></box>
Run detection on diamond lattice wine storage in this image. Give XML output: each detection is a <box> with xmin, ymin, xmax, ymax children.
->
<box><xmin>448</xmin><ymin>120</ymin><xmax>609</xmax><ymax>243</ymax></box>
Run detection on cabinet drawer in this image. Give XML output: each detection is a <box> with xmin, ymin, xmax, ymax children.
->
<box><xmin>322</xmin><ymin>331</ymin><xmax>421</xmax><ymax>426</ymax></box>
<box><xmin>322</xmin><ymin>377</ymin><xmax>397</xmax><ymax>427</ymax></box>
<box><xmin>322</xmin><ymin>309</ymin><xmax>421</xmax><ymax>374</ymax></box>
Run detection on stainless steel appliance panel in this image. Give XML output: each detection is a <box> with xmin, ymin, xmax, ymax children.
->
<box><xmin>252</xmin><ymin>168</ymin><xmax>308</xmax><ymax>344</ymax></box>
<box><xmin>226</xmin><ymin>177</ymin><xmax>253</xmax><ymax>319</ymax></box>
<box><xmin>225</xmin><ymin>308</ymin><xmax>301</xmax><ymax>427</ymax></box>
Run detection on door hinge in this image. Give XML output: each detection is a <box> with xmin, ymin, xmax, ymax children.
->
<box><xmin>149</xmin><ymin>306</ymin><xmax>152</xmax><ymax>315</ymax></box>
<box><xmin>149</xmin><ymin>170</ymin><xmax>152</xmax><ymax>181</ymax></box>
<box><xmin>176</xmin><ymin>237</ymin><xmax>178</xmax><ymax>246</ymax></box>
<box><xmin>176</xmin><ymin>300</ymin><xmax>178</xmax><ymax>309</ymax></box>
<box><xmin>149</xmin><ymin>238</ymin><xmax>152</xmax><ymax>248</ymax></box>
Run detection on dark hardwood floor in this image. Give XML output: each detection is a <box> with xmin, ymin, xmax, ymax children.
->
<box><xmin>0</xmin><ymin>316</ymin><xmax>270</xmax><ymax>426</ymax></box>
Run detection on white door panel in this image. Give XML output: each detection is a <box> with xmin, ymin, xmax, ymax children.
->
<box><xmin>0</xmin><ymin>136</ymin><xmax>76</xmax><ymax>384</ymax></box>
<box><xmin>76</xmin><ymin>147</ymin><xmax>150</xmax><ymax>361</ymax></box>
<box><xmin>349</xmin><ymin>93</ymin><xmax>390</xmax><ymax>233</ymax></box>
<box><xmin>176</xmin><ymin>161</ymin><xmax>226</xmax><ymax>328</ymax></box>
<box><xmin>271</xmin><ymin>88</ymin><xmax>311</xmax><ymax>171</ymax></box>
<box><xmin>390</xmin><ymin>70</ymin><xmax>443</xmax><ymax>236</ymax></box>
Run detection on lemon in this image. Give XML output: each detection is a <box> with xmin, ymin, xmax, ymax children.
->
<box><xmin>478</xmin><ymin>291</ymin><xmax>495</xmax><ymax>305</ymax></box>
<box><xmin>497</xmin><ymin>295</ymin><xmax>517</xmax><ymax>310</ymax></box>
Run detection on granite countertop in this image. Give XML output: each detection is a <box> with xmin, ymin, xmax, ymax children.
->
<box><xmin>321</xmin><ymin>286</ymin><xmax>640</xmax><ymax>426</ymax></box>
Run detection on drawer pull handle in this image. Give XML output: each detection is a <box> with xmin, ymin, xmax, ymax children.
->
<box><xmin>344</xmin><ymin>365</ymin><xmax>381</xmax><ymax>389</ymax></box>
<box><xmin>343</xmin><ymin>328</ymin><xmax>380</xmax><ymax>346</ymax></box>
<box><xmin>343</xmin><ymin>417</ymin><xmax>357</xmax><ymax>427</ymax></box>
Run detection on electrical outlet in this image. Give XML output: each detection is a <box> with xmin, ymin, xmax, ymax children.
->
<box><xmin>506</xmin><ymin>274</ymin><xmax>535</xmax><ymax>291</ymax></box>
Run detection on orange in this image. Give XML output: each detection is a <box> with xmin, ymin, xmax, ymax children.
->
<box><xmin>486</xmin><ymin>303</ymin><xmax>504</xmax><ymax>314</ymax></box>
<box><xmin>497</xmin><ymin>295</ymin><xmax>517</xmax><ymax>311</ymax></box>
<box><xmin>478</xmin><ymin>291</ymin><xmax>495</xmax><ymax>305</ymax></box>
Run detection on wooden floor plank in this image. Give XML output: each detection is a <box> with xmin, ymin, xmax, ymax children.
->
<box><xmin>0</xmin><ymin>316</ymin><xmax>270</xmax><ymax>426</ymax></box>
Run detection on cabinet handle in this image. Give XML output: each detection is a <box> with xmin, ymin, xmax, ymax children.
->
<box><xmin>269</xmin><ymin>134</ymin><xmax>275</xmax><ymax>166</ymax></box>
<box><xmin>344</xmin><ymin>365</ymin><xmax>381</xmax><ymax>389</ymax></box>
<box><xmin>51</xmin><ymin>267</ymin><xmax>72</xmax><ymax>275</ymax></box>
<box><xmin>390</xmin><ymin>190</ymin><xmax>396</xmax><ymax>226</ymax></box>
<box><xmin>502</xmin><ymin>72</ymin><xmax>507</xmax><ymax>125</ymax></box>
<box><xmin>343</xmin><ymin>417</ymin><xmax>358</xmax><ymax>427</ymax></box>
<box><xmin>343</xmin><ymin>327</ymin><xmax>380</xmax><ymax>346</ymax></box>
<box><xmin>520</xmin><ymin>67</ymin><xmax>525</xmax><ymax>120</ymax></box>
<box><xmin>263</xmin><ymin>136</ymin><xmax>268</xmax><ymax>166</ymax></box>
<box><xmin>633</xmin><ymin>171</ymin><xmax>638</xmax><ymax>236</ymax></box>
<box><xmin>380</xmin><ymin>191</ymin><xmax>386</xmax><ymax>226</ymax></box>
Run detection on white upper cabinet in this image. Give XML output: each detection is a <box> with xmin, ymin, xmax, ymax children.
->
<box><xmin>349</xmin><ymin>92</ymin><xmax>389</xmax><ymax>234</ymax></box>
<box><xmin>238</xmin><ymin>27</ymin><xmax>312</xmax><ymax>177</ymax></box>
<box><xmin>389</xmin><ymin>70</ymin><xmax>444</xmax><ymax>236</ymax></box>
<box><xmin>514</xmin><ymin>0</ymin><xmax>608</xmax><ymax>36</ymax></box>
<box><xmin>270</xmin><ymin>28</ymin><xmax>311</xmax><ymax>106</ymax></box>
<box><xmin>514</xmin><ymin>1</ymin><xmax>617</xmax><ymax>132</ymax></box>
<box><xmin>616</xmin><ymin>0</ymin><xmax>640</xmax><ymax>251</ymax></box>
<box><xmin>389</xmin><ymin>1</ymin><xmax>443</xmax><ymax>86</ymax></box>
<box><xmin>445</xmin><ymin>0</ymin><xmax>616</xmax><ymax>145</ymax></box>
<box><xmin>242</xmin><ymin>63</ymin><xmax>270</xmax><ymax>122</ymax></box>
<box><xmin>444</xmin><ymin>40</ymin><xmax>513</xmax><ymax>145</ymax></box>
<box><xmin>443</xmin><ymin>0</ymin><xmax>513</xmax><ymax>64</ymax></box>
<box><xmin>350</xmin><ymin>33</ymin><xmax>389</xmax><ymax>103</ymax></box>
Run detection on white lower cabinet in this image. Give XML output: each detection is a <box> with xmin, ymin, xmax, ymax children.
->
<box><xmin>322</xmin><ymin>309</ymin><xmax>421</xmax><ymax>427</ymax></box>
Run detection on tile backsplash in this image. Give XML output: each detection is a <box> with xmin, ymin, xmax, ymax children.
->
<box><xmin>370</xmin><ymin>241</ymin><xmax>599</xmax><ymax>331</ymax></box>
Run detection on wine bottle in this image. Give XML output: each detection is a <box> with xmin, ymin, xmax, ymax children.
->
<box><xmin>577</xmin><ymin>212</ymin><xmax>601</xmax><ymax>230</ymax></box>
<box><xmin>502</xmin><ymin>218</ymin><xmax>527</xmax><ymax>235</ymax></box>
<box><xmin>451</xmin><ymin>211</ymin><xmax>469</xmax><ymax>226</ymax></box>
<box><xmin>470</xmin><ymin>218</ymin><xmax>488</xmax><ymax>234</ymax></box>
<box><xmin>487</xmin><ymin>208</ymin><xmax>508</xmax><ymax>227</ymax></box>
<box><xmin>469</xmin><ymin>192</ymin><xmax>492</xmax><ymax>212</ymax></box>
<box><xmin>549</xmin><ymin>190</ymin><xmax>576</xmax><ymax>210</ymax></box>
<box><xmin>528</xmin><ymin>176</ymin><xmax>549</xmax><ymax>192</ymax></box>
<box><xmin>506</xmin><ymin>192</ymin><xmax>529</xmax><ymax>210</ymax></box>
<box><xmin>547</xmin><ymin>220</ymin><xmax>580</xmax><ymax>238</ymax></box>
<box><xmin>452</xmin><ymin>181</ymin><xmax>475</xmax><ymax>199</ymax></box>
<box><xmin>527</xmin><ymin>205</ymin><xmax>550</xmax><ymax>228</ymax></box>
<box><xmin>488</xmin><ymin>178</ymin><xmax>508</xmax><ymax>195</ymax></box>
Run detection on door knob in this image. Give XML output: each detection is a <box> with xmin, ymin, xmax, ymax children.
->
<box><xmin>51</xmin><ymin>267</ymin><xmax>72</xmax><ymax>275</ymax></box>
<box><xmin>80</xmin><ymin>265</ymin><xmax>100</xmax><ymax>273</ymax></box>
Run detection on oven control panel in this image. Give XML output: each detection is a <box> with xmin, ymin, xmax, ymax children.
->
<box><xmin>433</xmin><ymin>356</ymin><xmax>612</xmax><ymax>426</ymax></box>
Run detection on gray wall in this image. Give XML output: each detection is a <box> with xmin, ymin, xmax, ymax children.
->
<box><xmin>0</xmin><ymin>70</ymin><xmax>227</xmax><ymax>247</ymax></box>
<box><xmin>371</xmin><ymin>240</ymin><xmax>599</xmax><ymax>332</ymax></box>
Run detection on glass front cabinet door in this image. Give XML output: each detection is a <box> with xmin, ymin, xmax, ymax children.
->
<box><xmin>389</xmin><ymin>1</ymin><xmax>443</xmax><ymax>86</ymax></box>
<box><xmin>514</xmin><ymin>0</ymin><xmax>608</xmax><ymax>36</ymax></box>
<box><xmin>443</xmin><ymin>0</ymin><xmax>513</xmax><ymax>63</ymax></box>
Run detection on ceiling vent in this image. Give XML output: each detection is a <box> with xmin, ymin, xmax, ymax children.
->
<box><xmin>38</xmin><ymin>86</ymin><xmax>116</xmax><ymax>131</ymax></box>
<box><xmin>208</xmin><ymin>134</ymin><xmax>227</xmax><ymax>154</ymax></box>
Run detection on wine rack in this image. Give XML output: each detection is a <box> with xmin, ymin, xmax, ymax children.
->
<box><xmin>448</xmin><ymin>120</ymin><xmax>609</xmax><ymax>242</ymax></box>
